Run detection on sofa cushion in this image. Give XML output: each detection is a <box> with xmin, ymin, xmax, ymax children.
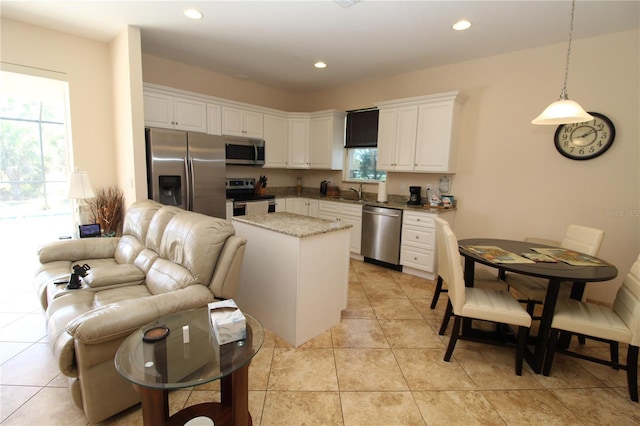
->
<box><xmin>113</xmin><ymin>200</ymin><xmax>162</xmax><ymax>264</ymax></box>
<box><xmin>82</xmin><ymin>264</ymin><xmax>145</xmax><ymax>288</ymax></box>
<box><xmin>146</xmin><ymin>212</ymin><xmax>234</xmax><ymax>295</ymax></box>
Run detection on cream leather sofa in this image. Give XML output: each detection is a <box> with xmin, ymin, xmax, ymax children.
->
<box><xmin>34</xmin><ymin>200</ymin><xmax>247</xmax><ymax>423</ymax></box>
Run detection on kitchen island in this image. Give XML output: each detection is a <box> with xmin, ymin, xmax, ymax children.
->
<box><xmin>232</xmin><ymin>212</ymin><xmax>351</xmax><ymax>347</ymax></box>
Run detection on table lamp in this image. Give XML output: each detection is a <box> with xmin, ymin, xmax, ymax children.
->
<box><xmin>68</xmin><ymin>170</ymin><xmax>95</xmax><ymax>228</ymax></box>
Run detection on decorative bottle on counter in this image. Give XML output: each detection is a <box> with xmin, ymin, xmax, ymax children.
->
<box><xmin>296</xmin><ymin>177</ymin><xmax>302</xmax><ymax>195</ymax></box>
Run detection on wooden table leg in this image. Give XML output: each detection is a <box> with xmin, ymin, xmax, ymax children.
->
<box><xmin>138</xmin><ymin>386</ymin><xmax>169</xmax><ymax>426</ymax></box>
<box><xmin>529</xmin><ymin>278</ymin><xmax>561</xmax><ymax>373</ymax></box>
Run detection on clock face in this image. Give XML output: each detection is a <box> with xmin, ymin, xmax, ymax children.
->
<box><xmin>554</xmin><ymin>112</ymin><xmax>615</xmax><ymax>160</ymax></box>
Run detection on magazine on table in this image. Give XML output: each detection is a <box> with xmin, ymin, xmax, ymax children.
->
<box><xmin>531</xmin><ymin>248</ymin><xmax>608</xmax><ymax>266</ymax></box>
<box><xmin>462</xmin><ymin>245</ymin><xmax>535</xmax><ymax>264</ymax></box>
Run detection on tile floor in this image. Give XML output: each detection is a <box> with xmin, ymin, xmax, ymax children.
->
<box><xmin>2</xmin><ymin>249</ymin><xmax>640</xmax><ymax>425</ymax></box>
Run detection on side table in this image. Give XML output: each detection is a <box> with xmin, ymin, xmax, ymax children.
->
<box><xmin>115</xmin><ymin>307</ymin><xmax>263</xmax><ymax>426</ymax></box>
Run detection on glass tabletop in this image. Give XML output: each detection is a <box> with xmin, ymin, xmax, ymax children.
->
<box><xmin>115</xmin><ymin>307</ymin><xmax>264</xmax><ymax>390</ymax></box>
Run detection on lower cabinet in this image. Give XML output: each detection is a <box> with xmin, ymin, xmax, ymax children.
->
<box><xmin>318</xmin><ymin>201</ymin><xmax>362</xmax><ymax>254</ymax></box>
<box><xmin>401</xmin><ymin>209</ymin><xmax>456</xmax><ymax>279</ymax></box>
<box><xmin>285</xmin><ymin>198</ymin><xmax>318</xmax><ymax>217</ymax></box>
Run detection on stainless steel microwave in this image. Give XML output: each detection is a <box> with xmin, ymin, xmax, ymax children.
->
<box><xmin>224</xmin><ymin>136</ymin><xmax>265</xmax><ymax>166</ymax></box>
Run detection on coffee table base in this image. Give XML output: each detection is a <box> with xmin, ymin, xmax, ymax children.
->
<box><xmin>136</xmin><ymin>363</ymin><xmax>251</xmax><ymax>426</ymax></box>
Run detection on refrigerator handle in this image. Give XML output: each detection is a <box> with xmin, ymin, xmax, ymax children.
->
<box><xmin>184</xmin><ymin>157</ymin><xmax>193</xmax><ymax>211</ymax></box>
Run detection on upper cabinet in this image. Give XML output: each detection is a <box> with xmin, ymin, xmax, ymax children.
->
<box><xmin>310</xmin><ymin>111</ymin><xmax>346</xmax><ymax>170</ymax></box>
<box><xmin>287</xmin><ymin>110</ymin><xmax>345</xmax><ymax>170</ymax></box>
<box><xmin>221</xmin><ymin>106</ymin><xmax>263</xmax><ymax>139</ymax></box>
<box><xmin>144</xmin><ymin>90</ymin><xmax>207</xmax><ymax>132</ymax></box>
<box><xmin>263</xmin><ymin>114</ymin><xmax>288</xmax><ymax>168</ymax></box>
<box><xmin>376</xmin><ymin>91</ymin><xmax>467</xmax><ymax>173</ymax></box>
<box><xmin>377</xmin><ymin>106</ymin><xmax>419</xmax><ymax>171</ymax></box>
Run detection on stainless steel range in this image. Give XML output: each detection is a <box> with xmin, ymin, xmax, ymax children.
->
<box><xmin>226</xmin><ymin>178</ymin><xmax>276</xmax><ymax>216</ymax></box>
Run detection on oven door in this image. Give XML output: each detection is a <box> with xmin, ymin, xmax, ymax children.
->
<box><xmin>233</xmin><ymin>200</ymin><xmax>276</xmax><ymax>216</ymax></box>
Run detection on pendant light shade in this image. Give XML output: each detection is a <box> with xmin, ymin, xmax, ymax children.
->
<box><xmin>532</xmin><ymin>0</ymin><xmax>593</xmax><ymax>125</ymax></box>
<box><xmin>531</xmin><ymin>97</ymin><xmax>593</xmax><ymax>125</ymax></box>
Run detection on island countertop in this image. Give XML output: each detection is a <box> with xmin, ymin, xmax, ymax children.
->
<box><xmin>232</xmin><ymin>212</ymin><xmax>352</xmax><ymax>238</ymax></box>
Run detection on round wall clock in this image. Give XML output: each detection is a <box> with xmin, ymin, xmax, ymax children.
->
<box><xmin>554</xmin><ymin>112</ymin><xmax>615</xmax><ymax>160</ymax></box>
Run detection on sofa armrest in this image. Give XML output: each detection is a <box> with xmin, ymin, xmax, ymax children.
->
<box><xmin>209</xmin><ymin>235</ymin><xmax>247</xmax><ymax>299</ymax></box>
<box><xmin>65</xmin><ymin>285</ymin><xmax>215</xmax><ymax>344</ymax></box>
<box><xmin>38</xmin><ymin>238</ymin><xmax>120</xmax><ymax>264</ymax></box>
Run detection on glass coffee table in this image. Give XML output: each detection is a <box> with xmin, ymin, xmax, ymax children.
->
<box><xmin>115</xmin><ymin>307</ymin><xmax>263</xmax><ymax>426</ymax></box>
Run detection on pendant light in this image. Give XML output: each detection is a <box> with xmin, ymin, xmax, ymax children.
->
<box><xmin>532</xmin><ymin>0</ymin><xmax>592</xmax><ymax>125</ymax></box>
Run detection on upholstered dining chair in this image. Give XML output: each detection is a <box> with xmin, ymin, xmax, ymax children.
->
<box><xmin>504</xmin><ymin>224</ymin><xmax>606</xmax><ymax>315</ymax></box>
<box><xmin>542</xmin><ymin>254</ymin><xmax>640</xmax><ymax>402</ymax></box>
<box><xmin>435</xmin><ymin>217</ymin><xmax>532</xmax><ymax>375</ymax></box>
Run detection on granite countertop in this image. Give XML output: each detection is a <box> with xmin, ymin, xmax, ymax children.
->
<box><xmin>276</xmin><ymin>193</ymin><xmax>456</xmax><ymax>214</ymax></box>
<box><xmin>232</xmin><ymin>212</ymin><xmax>352</xmax><ymax>238</ymax></box>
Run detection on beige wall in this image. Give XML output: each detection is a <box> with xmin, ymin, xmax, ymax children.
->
<box><xmin>143</xmin><ymin>30</ymin><xmax>640</xmax><ymax>303</ymax></box>
<box><xmin>1</xmin><ymin>18</ymin><xmax>118</xmax><ymax>190</ymax></box>
<box><xmin>109</xmin><ymin>26</ymin><xmax>146</xmax><ymax>208</ymax></box>
<box><xmin>4</xmin><ymin>16</ymin><xmax>637</xmax><ymax>303</ymax></box>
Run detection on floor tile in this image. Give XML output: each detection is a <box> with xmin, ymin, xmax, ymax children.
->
<box><xmin>1</xmin><ymin>387</ymin><xmax>86</xmax><ymax>425</ymax></box>
<box><xmin>0</xmin><ymin>342</ymin><xmax>59</xmax><ymax>386</ymax></box>
<box><xmin>331</xmin><ymin>318</ymin><xmax>389</xmax><ymax>348</ymax></box>
<box><xmin>379</xmin><ymin>319</ymin><xmax>444</xmax><ymax>349</ymax></box>
<box><xmin>0</xmin><ymin>341</ymin><xmax>32</xmax><ymax>364</ymax></box>
<box><xmin>0</xmin><ymin>313</ymin><xmax>46</xmax><ymax>342</ymax></box>
<box><xmin>268</xmin><ymin>348</ymin><xmax>338</xmax><ymax>391</ymax></box>
<box><xmin>334</xmin><ymin>348</ymin><xmax>408</xmax><ymax>391</ymax></box>
<box><xmin>394</xmin><ymin>348</ymin><xmax>477</xmax><ymax>391</ymax></box>
<box><xmin>0</xmin><ymin>385</ymin><xmax>41</xmax><ymax>422</ymax></box>
<box><xmin>550</xmin><ymin>387</ymin><xmax>640</xmax><ymax>425</ymax></box>
<box><xmin>369</xmin><ymin>297</ymin><xmax>423</xmax><ymax>320</ymax></box>
<box><xmin>483</xmin><ymin>389</ymin><xmax>582</xmax><ymax>425</ymax></box>
<box><xmin>412</xmin><ymin>390</ymin><xmax>505</xmax><ymax>425</ymax></box>
<box><xmin>341</xmin><ymin>297</ymin><xmax>376</xmax><ymax>319</ymax></box>
<box><xmin>340</xmin><ymin>391</ymin><xmax>424</xmax><ymax>426</ymax></box>
<box><xmin>261</xmin><ymin>391</ymin><xmax>343</xmax><ymax>426</ymax></box>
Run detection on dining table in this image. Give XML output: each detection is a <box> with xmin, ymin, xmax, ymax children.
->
<box><xmin>457</xmin><ymin>238</ymin><xmax>618</xmax><ymax>374</ymax></box>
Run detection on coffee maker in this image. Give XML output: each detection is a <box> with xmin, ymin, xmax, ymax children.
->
<box><xmin>407</xmin><ymin>186</ymin><xmax>422</xmax><ymax>205</ymax></box>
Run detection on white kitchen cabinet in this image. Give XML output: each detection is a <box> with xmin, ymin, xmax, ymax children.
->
<box><xmin>376</xmin><ymin>91</ymin><xmax>466</xmax><ymax>173</ymax></box>
<box><xmin>287</xmin><ymin>117</ymin><xmax>310</xmax><ymax>168</ymax></box>
<box><xmin>144</xmin><ymin>91</ymin><xmax>207</xmax><ymax>132</ymax></box>
<box><xmin>377</xmin><ymin>106</ymin><xmax>418</xmax><ymax>171</ymax></box>
<box><xmin>263</xmin><ymin>114</ymin><xmax>288</xmax><ymax>168</ymax></box>
<box><xmin>225</xmin><ymin>201</ymin><xmax>233</xmax><ymax>220</ymax></box>
<box><xmin>221</xmin><ymin>106</ymin><xmax>263</xmax><ymax>138</ymax></box>
<box><xmin>319</xmin><ymin>200</ymin><xmax>362</xmax><ymax>254</ymax></box>
<box><xmin>309</xmin><ymin>111</ymin><xmax>346</xmax><ymax>170</ymax></box>
<box><xmin>206</xmin><ymin>104</ymin><xmax>222</xmax><ymax>135</ymax></box>
<box><xmin>401</xmin><ymin>209</ymin><xmax>456</xmax><ymax>279</ymax></box>
<box><xmin>414</xmin><ymin>98</ymin><xmax>465</xmax><ymax>172</ymax></box>
<box><xmin>287</xmin><ymin>111</ymin><xmax>345</xmax><ymax>170</ymax></box>
<box><xmin>274</xmin><ymin>198</ymin><xmax>286</xmax><ymax>212</ymax></box>
<box><xmin>286</xmin><ymin>198</ymin><xmax>318</xmax><ymax>217</ymax></box>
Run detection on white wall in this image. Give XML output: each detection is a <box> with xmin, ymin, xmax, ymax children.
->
<box><xmin>1</xmin><ymin>18</ymin><xmax>118</xmax><ymax>190</ymax></box>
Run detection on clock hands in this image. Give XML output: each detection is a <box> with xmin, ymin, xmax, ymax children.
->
<box><xmin>577</xmin><ymin>127</ymin><xmax>596</xmax><ymax>139</ymax></box>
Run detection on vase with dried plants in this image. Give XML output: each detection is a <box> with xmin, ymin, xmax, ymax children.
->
<box><xmin>88</xmin><ymin>186</ymin><xmax>125</xmax><ymax>237</ymax></box>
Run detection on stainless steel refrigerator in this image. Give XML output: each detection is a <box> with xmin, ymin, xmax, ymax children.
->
<box><xmin>145</xmin><ymin>127</ymin><xmax>226</xmax><ymax>218</ymax></box>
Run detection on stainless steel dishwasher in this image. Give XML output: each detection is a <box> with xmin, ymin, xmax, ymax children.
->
<box><xmin>361</xmin><ymin>205</ymin><xmax>403</xmax><ymax>270</ymax></box>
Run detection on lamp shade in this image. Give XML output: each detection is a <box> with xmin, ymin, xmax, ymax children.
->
<box><xmin>68</xmin><ymin>170</ymin><xmax>95</xmax><ymax>199</ymax></box>
<box><xmin>531</xmin><ymin>99</ymin><xmax>594</xmax><ymax>125</ymax></box>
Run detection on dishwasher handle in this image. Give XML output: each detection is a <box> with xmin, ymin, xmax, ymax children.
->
<box><xmin>362</xmin><ymin>206</ymin><xmax>402</xmax><ymax>218</ymax></box>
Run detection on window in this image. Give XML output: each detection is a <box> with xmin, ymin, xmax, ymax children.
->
<box><xmin>344</xmin><ymin>108</ymin><xmax>386</xmax><ymax>182</ymax></box>
<box><xmin>345</xmin><ymin>148</ymin><xmax>386</xmax><ymax>181</ymax></box>
<box><xmin>0</xmin><ymin>68</ymin><xmax>71</xmax><ymax>223</ymax></box>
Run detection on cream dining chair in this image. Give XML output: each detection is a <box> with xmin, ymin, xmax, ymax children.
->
<box><xmin>435</xmin><ymin>217</ymin><xmax>532</xmax><ymax>375</ymax></box>
<box><xmin>542</xmin><ymin>253</ymin><xmax>640</xmax><ymax>402</ymax></box>
<box><xmin>504</xmin><ymin>224</ymin><xmax>606</xmax><ymax>315</ymax></box>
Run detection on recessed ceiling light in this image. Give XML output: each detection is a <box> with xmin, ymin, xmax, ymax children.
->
<box><xmin>184</xmin><ymin>8</ymin><xmax>204</xmax><ymax>20</ymax></box>
<box><xmin>452</xmin><ymin>20</ymin><xmax>472</xmax><ymax>31</ymax></box>
<box><xmin>314</xmin><ymin>61</ymin><xmax>327</xmax><ymax>69</ymax></box>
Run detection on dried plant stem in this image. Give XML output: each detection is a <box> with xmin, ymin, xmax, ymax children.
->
<box><xmin>88</xmin><ymin>186</ymin><xmax>124</xmax><ymax>236</ymax></box>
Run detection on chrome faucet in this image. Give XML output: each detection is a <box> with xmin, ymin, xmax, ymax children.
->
<box><xmin>347</xmin><ymin>183</ymin><xmax>363</xmax><ymax>200</ymax></box>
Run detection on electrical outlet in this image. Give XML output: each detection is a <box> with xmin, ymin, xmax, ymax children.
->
<box><xmin>400</xmin><ymin>182</ymin><xmax>406</xmax><ymax>190</ymax></box>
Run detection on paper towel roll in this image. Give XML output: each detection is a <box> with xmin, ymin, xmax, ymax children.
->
<box><xmin>377</xmin><ymin>181</ymin><xmax>387</xmax><ymax>202</ymax></box>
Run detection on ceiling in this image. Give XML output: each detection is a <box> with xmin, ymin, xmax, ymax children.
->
<box><xmin>2</xmin><ymin>1</ymin><xmax>639</xmax><ymax>93</ymax></box>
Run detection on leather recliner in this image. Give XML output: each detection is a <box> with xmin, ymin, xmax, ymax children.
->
<box><xmin>34</xmin><ymin>200</ymin><xmax>247</xmax><ymax>423</ymax></box>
